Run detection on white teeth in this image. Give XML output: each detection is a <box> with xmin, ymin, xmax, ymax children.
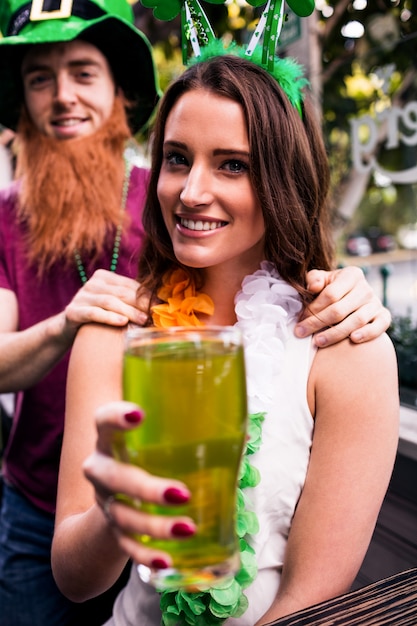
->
<box><xmin>181</xmin><ymin>218</ymin><xmax>223</xmax><ymax>231</ymax></box>
<box><xmin>55</xmin><ymin>119</ymin><xmax>81</xmax><ymax>126</ymax></box>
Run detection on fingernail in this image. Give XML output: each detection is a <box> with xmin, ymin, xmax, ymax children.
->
<box><xmin>151</xmin><ymin>557</ymin><xmax>170</xmax><ymax>569</ymax></box>
<box><xmin>295</xmin><ymin>325</ymin><xmax>306</xmax><ymax>338</ymax></box>
<box><xmin>171</xmin><ymin>522</ymin><xmax>195</xmax><ymax>537</ymax></box>
<box><xmin>124</xmin><ymin>410</ymin><xmax>144</xmax><ymax>424</ymax></box>
<box><xmin>135</xmin><ymin>309</ymin><xmax>148</xmax><ymax>324</ymax></box>
<box><xmin>315</xmin><ymin>335</ymin><xmax>327</xmax><ymax>347</ymax></box>
<box><xmin>164</xmin><ymin>487</ymin><xmax>190</xmax><ymax>504</ymax></box>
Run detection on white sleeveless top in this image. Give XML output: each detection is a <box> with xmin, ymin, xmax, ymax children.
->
<box><xmin>105</xmin><ymin>264</ymin><xmax>317</xmax><ymax>626</ymax></box>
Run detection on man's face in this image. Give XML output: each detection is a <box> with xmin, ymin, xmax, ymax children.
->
<box><xmin>21</xmin><ymin>39</ymin><xmax>117</xmax><ymax>140</ymax></box>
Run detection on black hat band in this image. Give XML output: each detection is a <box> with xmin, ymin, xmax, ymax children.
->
<box><xmin>7</xmin><ymin>0</ymin><xmax>106</xmax><ymax>37</ymax></box>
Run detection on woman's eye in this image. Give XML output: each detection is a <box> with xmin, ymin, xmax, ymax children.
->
<box><xmin>223</xmin><ymin>160</ymin><xmax>249</xmax><ymax>173</ymax></box>
<box><xmin>165</xmin><ymin>152</ymin><xmax>188</xmax><ymax>166</ymax></box>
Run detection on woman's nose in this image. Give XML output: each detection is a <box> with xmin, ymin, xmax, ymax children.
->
<box><xmin>179</xmin><ymin>165</ymin><xmax>213</xmax><ymax>208</ymax></box>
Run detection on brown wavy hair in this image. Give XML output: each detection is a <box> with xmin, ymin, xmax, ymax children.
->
<box><xmin>138</xmin><ymin>54</ymin><xmax>334</xmax><ymax>314</ymax></box>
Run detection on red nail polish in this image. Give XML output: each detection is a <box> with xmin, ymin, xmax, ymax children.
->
<box><xmin>151</xmin><ymin>558</ymin><xmax>169</xmax><ymax>569</ymax></box>
<box><xmin>164</xmin><ymin>487</ymin><xmax>189</xmax><ymax>504</ymax></box>
<box><xmin>171</xmin><ymin>522</ymin><xmax>195</xmax><ymax>537</ymax></box>
<box><xmin>124</xmin><ymin>410</ymin><xmax>143</xmax><ymax>424</ymax></box>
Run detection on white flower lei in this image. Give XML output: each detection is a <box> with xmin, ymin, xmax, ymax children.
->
<box><xmin>234</xmin><ymin>261</ymin><xmax>303</xmax><ymax>414</ymax></box>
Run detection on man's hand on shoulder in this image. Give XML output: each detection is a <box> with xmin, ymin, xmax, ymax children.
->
<box><xmin>295</xmin><ymin>266</ymin><xmax>391</xmax><ymax>347</ymax></box>
<box><xmin>64</xmin><ymin>269</ymin><xmax>147</xmax><ymax>334</ymax></box>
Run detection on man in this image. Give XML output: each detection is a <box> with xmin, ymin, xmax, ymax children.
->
<box><xmin>0</xmin><ymin>1</ymin><xmax>159</xmax><ymax>624</ymax></box>
<box><xmin>0</xmin><ymin>1</ymin><xmax>391</xmax><ymax>625</ymax></box>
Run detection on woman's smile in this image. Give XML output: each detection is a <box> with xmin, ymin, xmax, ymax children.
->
<box><xmin>176</xmin><ymin>215</ymin><xmax>228</xmax><ymax>234</ymax></box>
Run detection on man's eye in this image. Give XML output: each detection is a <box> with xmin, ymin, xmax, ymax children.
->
<box><xmin>27</xmin><ymin>74</ymin><xmax>50</xmax><ymax>88</ymax></box>
<box><xmin>77</xmin><ymin>70</ymin><xmax>94</xmax><ymax>80</ymax></box>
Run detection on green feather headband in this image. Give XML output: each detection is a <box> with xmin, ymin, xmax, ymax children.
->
<box><xmin>140</xmin><ymin>0</ymin><xmax>314</xmax><ymax>116</ymax></box>
<box><xmin>190</xmin><ymin>39</ymin><xmax>309</xmax><ymax>117</ymax></box>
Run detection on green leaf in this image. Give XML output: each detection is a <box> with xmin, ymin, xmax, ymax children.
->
<box><xmin>210</xmin><ymin>579</ymin><xmax>241</xmax><ymax>605</ymax></box>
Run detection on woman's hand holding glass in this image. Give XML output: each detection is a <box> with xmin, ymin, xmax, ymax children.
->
<box><xmin>83</xmin><ymin>401</ymin><xmax>195</xmax><ymax>573</ymax></box>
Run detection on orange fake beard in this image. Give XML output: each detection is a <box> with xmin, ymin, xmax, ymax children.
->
<box><xmin>15</xmin><ymin>96</ymin><xmax>131</xmax><ymax>275</ymax></box>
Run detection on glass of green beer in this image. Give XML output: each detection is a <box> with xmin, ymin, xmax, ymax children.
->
<box><xmin>116</xmin><ymin>325</ymin><xmax>248</xmax><ymax>591</ymax></box>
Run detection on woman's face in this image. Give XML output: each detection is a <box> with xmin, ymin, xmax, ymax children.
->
<box><xmin>157</xmin><ymin>89</ymin><xmax>265</xmax><ymax>276</ymax></box>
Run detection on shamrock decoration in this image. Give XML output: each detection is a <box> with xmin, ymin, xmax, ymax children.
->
<box><xmin>139</xmin><ymin>0</ymin><xmax>230</xmax><ymax>21</ymax></box>
<box><xmin>242</xmin><ymin>0</ymin><xmax>314</xmax><ymax>16</ymax></box>
<box><xmin>140</xmin><ymin>0</ymin><xmax>182</xmax><ymax>21</ymax></box>
<box><xmin>286</xmin><ymin>0</ymin><xmax>315</xmax><ymax>16</ymax></box>
<box><xmin>141</xmin><ymin>0</ymin><xmax>314</xmax><ymax>21</ymax></box>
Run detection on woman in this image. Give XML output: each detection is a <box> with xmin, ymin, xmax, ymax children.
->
<box><xmin>52</xmin><ymin>53</ymin><xmax>399</xmax><ymax>625</ymax></box>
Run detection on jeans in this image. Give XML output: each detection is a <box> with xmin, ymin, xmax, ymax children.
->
<box><xmin>0</xmin><ymin>483</ymin><xmax>130</xmax><ymax>626</ymax></box>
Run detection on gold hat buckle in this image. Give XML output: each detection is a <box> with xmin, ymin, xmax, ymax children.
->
<box><xmin>30</xmin><ymin>0</ymin><xmax>73</xmax><ymax>21</ymax></box>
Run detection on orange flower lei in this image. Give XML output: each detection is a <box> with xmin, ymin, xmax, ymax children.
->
<box><xmin>151</xmin><ymin>268</ymin><xmax>214</xmax><ymax>328</ymax></box>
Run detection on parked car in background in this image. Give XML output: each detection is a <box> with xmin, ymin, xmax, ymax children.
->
<box><xmin>345</xmin><ymin>228</ymin><xmax>397</xmax><ymax>256</ymax></box>
<box><xmin>365</xmin><ymin>227</ymin><xmax>397</xmax><ymax>253</ymax></box>
<box><xmin>345</xmin><ymin>233</ymin><xmax>372</xmax><ymax>257</ymax></box>
<box><xmin>397</xmin><ymin>223</ymin><xmax>417</xmax><ymax>250</ymax></box>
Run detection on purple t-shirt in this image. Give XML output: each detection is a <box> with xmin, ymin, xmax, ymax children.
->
<box><xmin>0</xmin><ymin>166</ymin><xmax>149</xmax><ymax>514</ymax></box>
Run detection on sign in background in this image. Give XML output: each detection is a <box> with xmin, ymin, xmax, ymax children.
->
<box><xmin>351</xmin><ymin>102</ymin><xmax>417</xmax><ymax>184</ymax></box>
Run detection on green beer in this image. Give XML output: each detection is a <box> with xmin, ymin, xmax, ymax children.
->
<box><xmin>116</xmin><ymin>326</ymin><xmax>248</xmax><ymax>590</ymax></box>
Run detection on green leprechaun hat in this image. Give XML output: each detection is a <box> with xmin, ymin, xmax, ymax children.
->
<box><xmin>0</xmin><ymin>0</ymin><xmax>161</xmax><ymax>132</ymax></box>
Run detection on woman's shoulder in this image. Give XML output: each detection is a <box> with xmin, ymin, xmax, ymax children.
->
<box><xmin>308</xmin><ymin>333</ymin><xmax>398</xmax><ymax>418</ymax></box>
<box><xmin>76</xmin><ymin>322</ymin><xmax>125</xmax><ymax>343</ymax></box>
<box><xmin>71</xmin><ymin>323</ymin><xmax>126</xmax><ymax>371</ymax></box>
<box><xmin>67</xmin><ymin>324</ymin><xmax>126</xmax><ymax>404</ymax></box>
<box><xmin>314</xmin><ymin>331</ymin><xmax>395</xmax><ymax>370</ymax></box>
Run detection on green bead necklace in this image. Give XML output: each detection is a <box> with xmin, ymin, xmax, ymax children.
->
<box><xmin>74</xmin><ymin>158</ymin><xmax>132</xmax><ymax>285</ymax></box>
